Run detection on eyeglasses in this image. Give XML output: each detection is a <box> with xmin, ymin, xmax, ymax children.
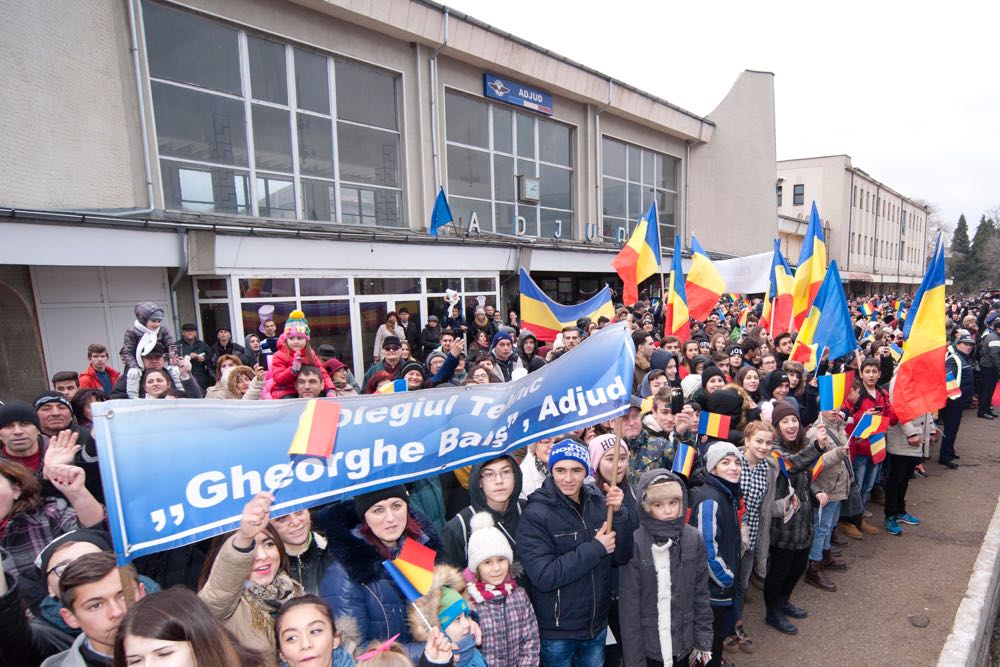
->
<box><xmin>47</xmin><ymin>562</ymin><xmax>70</xmax><ymax>578</ymax></box>
<box><xmin>481</xmin><ymin>468</ymin><xmax>515</xmax><ymax>482</ymax></box>
<box><xmin>383</xmin><ymin>345</ymin><xmax>401</xmax><ymax>352</ymax></box>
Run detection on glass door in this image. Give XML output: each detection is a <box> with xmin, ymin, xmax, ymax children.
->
<box><xmin>358</xmin><ymin>300</ymin><xmax>389</xmax><ymax>368</ymax></box>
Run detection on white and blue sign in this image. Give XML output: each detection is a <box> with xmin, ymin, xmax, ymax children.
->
<box><xmin>483</xmin><ymin>73</ymin><xmax>553</xmax><ymax>115</ymax></box>
<box><xmin>94</xmin><ymin>324</ymin><xmax>635</xmax><ymax>563</ymax></box>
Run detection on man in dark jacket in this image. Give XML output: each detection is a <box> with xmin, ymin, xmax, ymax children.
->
<box><xmin>941</xmin><ymin>333</ymin><xmax>976</xmax><ymax>467</ymax></box>
<box><xmin>978</xmin><ymin>316</ymin><xmax>1000</xmax><ymax>419</ymax></box>
<box><xmin>208</xmin><ymin>327</ymin><xmax>244</xmax><ymax>371</ymax></box>
<box><xmin>180</xmin><ymin>323</ymin><xmax>213</xmax><ymax>389</ymax></box>
<box><xmin>398</xmin><ymin>308</ymin><xmax>421</xmax><ymax>352</ymax></box>
<box><xmin>516</xmin><ymin>439</ymin><xmax>632</xmax><ymax>666</ymax></box>
<box><xmin>488</xmin><ymin>331</ymin><xmax>524</xmax><ymax>382</ymax></box>
<box><xmin>108</xmin><ymin>344</ymin><xmax>203</xmax><ymax>399</ymax></box>
<box><xmin>419</xmin><ymin>316</ymin><xmax>443</xmax><ymax>363</ymax></box>
<box><xmin>517</xmin><ymin>330</ymin><xmax>546</xmax><ymax>373</ymax></box>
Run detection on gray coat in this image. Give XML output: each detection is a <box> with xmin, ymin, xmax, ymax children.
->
<box><xmin>887</xmin><ymin>377</ymin><xmax>933</xmax><ymax>458</ymax></box>
<box><xmin>619</xmin><ymin>471</ymin><xmax>713</xmax><ymax>665</ymax></box>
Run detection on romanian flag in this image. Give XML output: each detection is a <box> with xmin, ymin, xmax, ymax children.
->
<box><xmin>896</xmin><ymin>301</ymin><xmax>906</xmax><ymax>322</ymax></box>
<box><xmin>761</xmin><ymin>240</ymin><xmax>795</xmax><ymax>337</ymax></box>
<box><xmin>685</xmin><ymin>235</ymin><xmax>727</xmax><ymax>323</ymax></box>
<box><xmin>860</xmin><ymin>302</ymin><xmax>875</xmax><ymax>318</ymax></box>
<box><xmin>811</xmin><ymin>457</ymin><xmax>825</xmax><ymax>481</ymax></box>
<box><xmin>946</xmin><ymin>372</ymin><xmax>961</xmax><ymax>399</ymax></box>
<box><xmin>787</xmin><ymin>262</ymin><xmax>856</xmax><ymax>371</ymax></box>
<box><xmin>698</xmin><ymin>411</ymin><xmax>731</xmax><ymax>439</ymax></box>
<box><xmin>818</xmin><ymin>371</ymin><xmax>854</xmax><ymax>412</ymax></box>
<box><xmin>868</xmin><ymin>432</ymin><xmax>887</xmax><ymax>464</ymax></box>
<box><xmin>888</xmin><ymin>343</ymin><xmax>903</xmax><ymax>363</ymax></box>
<box><xmin>792</xmin><ymin>202</ymin><xmax>828</xmax><ymax>331</ymax></box>
<box><xmin>770</xmin><ymin>451</ymin><xmax>790</xmax><ymax>481</ymax></box>
<box><xmin>737</xmin><ymin>305</ymin><xmax>750</xmax><ymax>329</ymax></box>
<box><xmin>893</xmin><ymin>235</ymin><xmax>947</xmax><ymax>423</ymax></box>
<box><xmin>382</xmin><ymin>538</ymin><xmax>436</xmax><ymax>602</ymax></box>
<box><xmin>519</xmin><ymin>268</ymin><xmax>614</xmax><ymax>342</ymax></box>
<box><xmin>376</xmin><ymin>379</ymin><xmax>408</xmax><ymax>394</ymax></box>
<box><xmin>664</xmin><ymin>236</ymin><xmax>690</xmax><ymax>342</ymax></box>
<box><xmin>671</xmin><ymin>442</ymin><xmax>696</xmax><ymax>478</ymax></box>
<box><xmin>851</xmin><ymin>412</ymin><xmax>885</xmax><ymax>440</ymax></box>
<box><xmin>287</xmin><ymin>400</ymin><xmax>342</xmax><ymax>457</ymax></box>
<box><xmin>612</xmin><ymin>202</ymin><xmax>662</xmax><ymax>306</ymax></box>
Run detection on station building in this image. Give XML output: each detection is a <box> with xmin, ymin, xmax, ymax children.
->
<box><xmin>1</xmin><ymin>0</ymin><xmax>778</xmax><ymax>398</ymax></box>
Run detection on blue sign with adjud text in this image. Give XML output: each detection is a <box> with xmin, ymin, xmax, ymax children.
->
<box><xmin>483</xmin><ymin>73</ymin><xmax>553</xmax><ymax>115</ymax></box>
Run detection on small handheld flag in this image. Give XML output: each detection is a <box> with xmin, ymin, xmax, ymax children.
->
<box><xmin>376</xmin><ymin>379</ymin><xmax>408</xmax><ymax>394</ymax></box>
<box><xmin>288</xmin><ymin>400</ymin><xmax>342</xmax><ymax>458</ymax></box>
<box><xmin>428</xmin><ymin>187</ymin><xmax>454</xmax><ymax>237</ymax></box>
<box><xmin>888</xmin><ymin>343</ymin><xmax>903</xmax><ymax>363</ymax></box>
<box><xmin>811</xmin><ymin>457</ymin><xmax>825</xmax><ymax>481</ymax></box>
<box><xmin>851</xmin><ymin>412</ymin><xmax>885</xmax><ymax>440</ymax></box>
<box><xmin>382</xmin><ymin>538</ymin><xmax>436</xmax><ymax>603</ymax></box>
<box><xmin>770</xmin><ymin>450</ymin><xmax>790</xmax><ymax>481</ymax></box>
<box><xmin>818</xmin><ymin>371</ymin><xmax>854</xmax><ymax>412</ymax></box>
<box><xmin>860</xmin><ymin>303</ymin><xmax>874</xmax><ymax>318</ymax></box>
<box><xmin>698</xmin><ymin>412</ymin><xmax>731</xmax><ymax>439</ymax></box>
<box><xmin>671</xmin><ymin>442</ymin><xmax>696</xmax><ymax>478</ymax></box>
<box><xmin>868</xmin><ymin>432</ymin><xmax>887</xmax><ymax>464</ymax></box>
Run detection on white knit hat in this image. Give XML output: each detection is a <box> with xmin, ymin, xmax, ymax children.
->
<box><xmin>466</xmin><ymin>512</ymin><xmax>513</xmax><ymax>574</ymax></box>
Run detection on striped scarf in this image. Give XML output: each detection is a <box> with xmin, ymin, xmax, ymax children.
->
<box><xmin>739</xmin><ymin>453</ymin><xmax>771</xmax><ymax>551</ymax></box>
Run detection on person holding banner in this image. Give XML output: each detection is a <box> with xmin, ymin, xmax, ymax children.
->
<box><xmin>197</xmin><ymin>491</ymin><xmax>305</xmax><ymax>656</ymax></box>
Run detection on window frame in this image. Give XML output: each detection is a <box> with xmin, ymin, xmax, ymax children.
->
<box><xmin>792</xmin><ymin>184</ymin><xmax>804</xmax><ymax>206</ymax></box>
<box><xmin>600</xmin><ymin>134</ymin><xmax>680</xmax><ymax>244</ymax></box>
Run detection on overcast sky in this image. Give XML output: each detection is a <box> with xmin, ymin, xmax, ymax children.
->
<box><xmin>445</xmin><ymin>0</ymin><xmax>999</xmax><ymax>233</ymax></box>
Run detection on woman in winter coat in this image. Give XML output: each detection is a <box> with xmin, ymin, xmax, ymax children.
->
<box><xmin>763</xmin><ymin>400</ymin><xmax>829</xmax><ymax>635</ymax></box>
<box><xmin>620</xmin><ymin>470</ymin><xmax>713</xmax><ymax>667</ymax></box>
<box><xmin>373</xmin><ymin>312</ymin><xmax>406</xmax><ymax>364</ymax></box>
<box><xmin>205</xmin><ymin>354</ymin><xmax>243</xmax><ymax>399</ymax></box>
<box><xmin>316</xmin><ymin>486</ymin><xmax>447</xmax><ymax>662</ymax></box>
<box><xmin>803</xmin><ymin>410</ymin><xmax>853</xmax><ymax>592</ymax></box>
<box><xmin>518</xmin><ymin>437</ymin><xmax>554</xmax><ymax>500</ymax></box>
<box><xmin>225</xmin><ymin>365</ymin><xmax>264</xmax><ymax>400</ymax></box>
<box><xmin>197</xmin><ymin>492</ymin><xmax>305</xmax><ymax>656</ymax></box>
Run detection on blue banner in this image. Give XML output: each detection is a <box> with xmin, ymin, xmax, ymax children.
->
<box><xmin>483</xmin><ymin>73</ymin><xmax>553</xmax><ymax>115</ymax></box>
<box><xmin>94</xmin><ymin>323</ymin><xmax>635</xmax><ymax>563</ymax></box>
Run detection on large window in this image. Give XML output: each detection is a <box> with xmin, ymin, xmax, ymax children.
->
<box><xmin>601</xmin><ymin>137</ymin><xmax>679</xmax><ymax>244</ymax></box>
<box><xmin>445</xmin><ymin>91</ymin><xmax>575</xmax><ymax>239</ymax></box>
<box><xmin>792</xmin><ymin>184</ymin><xmax>804</xmax><ymax>206</ymax></box>
<box><xmin>143</xmin><ymin>1</ymin><xmax>403</xmax><ymax>227</ymax></box>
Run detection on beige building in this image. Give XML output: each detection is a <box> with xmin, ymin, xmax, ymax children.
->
<box><xmin>776</xmin><ymin>155</ymin><xmax>930</xmax><ymax>295</ymax></box>
<box><xmin>0</xmin><ymin>0</ymin><xmax>777</xmax><ymax>396</ymax></box>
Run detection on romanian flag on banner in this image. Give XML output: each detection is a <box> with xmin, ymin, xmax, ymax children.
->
<box><xmin>811</xmin><ymin>457</ymin><xmax>825</xmax><ymax>481</ymax></box>
<box><xmin>685</xmin><ymin>235</ymin><xmax>727</xmax><ymax>322</ymax></box>
<box><xmin>771</xmin><ymin>451</ymin><xmax>790</xmax><ymax>481</ymax></box>
<box><xmin>382</xmin><ymin>538</ymin><xmax>436</xmax><ymax>602</ymax></box>
<box><xmin>671</xmin><ymin>442</ymin><xmax>696</xmax><ymax>478</ymax></box>
<box><xmin>818</xmin><ymin>371</ymin><xmax>854</xmax><ymax>412</ymax></box>
<box><xmin>761</xmin><ymin>240</ymin><xmax>795</xmax><ymax>337</ymax></box>
<box><xmin>698</xmin><ymin>411</ymin><xmax>731</xmax><ymax>439</ymax></box>
<box><xmin>376</xmin><ymin>379</ymin><xmax>408</xmax><ymax>394</ymax></box>
<box><xmin>851</xmin><ymin>412</ymin><xmax>885</xmax><ymax>440</ymax></box>
<box><xmin>868</xmin><ymin>432</ymin><xmax>887</xmax><ymax>464</ymax></box>
<box><xmin>664</xmin><ymin>235</ymin><xmax>690</xmax><ymax>342</ymax></box>
<box><xmin>612</xmin><ymin>202</ymin><xmax>661</xmax><ymax>306</ymax></box>
<box><xmin>519</xmin><ymin>268</ymin><xmax>615</xmax><ymax>342</ymax></box>
<box><xmin>946</xmin><ymin>371</ymin><xmax>961</xmax><ymax>400</ymax></box>
<box><xmin>893</xmin><ymin>235</ymin><xmax>947</xmax><ymax>423</ymax></box>
<box><xmin>792</xmin><ymin>202</ymin><xmax>828</xmax><ymax>331</ymax></box>
<box><xmin>788</xmin><ymin>262</ymin><xmax>856</xmax><ymax>372</ymax></box>
<box><xmin>287</xmin><ymin>400</ymin><xmax>342</xmax><ymax>457</ymax></box>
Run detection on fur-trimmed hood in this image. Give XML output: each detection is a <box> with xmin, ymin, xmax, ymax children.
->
<box><xmin>315</xmin><ymin>500</ymin><xmax>443</xmax><ymax>587</ymax></box>
<box><xmin>407</xmin><ymin>564</ymin><xmax>469</xmax><ymax>641</ymax></box>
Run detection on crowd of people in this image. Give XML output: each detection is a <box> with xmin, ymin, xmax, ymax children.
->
<box><xmin>0</xmin><ymin>287</ymin><xmax>996</xmax><ymax>667</ymax></box>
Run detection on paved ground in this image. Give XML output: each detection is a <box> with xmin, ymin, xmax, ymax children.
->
<box><xmin>732</xmin><ymin>411</ymin><xmax>1000</xmax><ymax>667</ymax></box>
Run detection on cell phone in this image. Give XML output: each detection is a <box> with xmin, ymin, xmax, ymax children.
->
<box><xmin>168</xmin><ymin>343</ymin><xmax>182</xmax><ymax>365</ymax></box>
<box><xmin>669</xmin><ymin>388</ymin><xmax>685</xmax><ymax>414</ymax></box>
<box><xmin>872</xmin><ymin>406</ymin><xmax>883</xmax><ymax>414</ymax></box>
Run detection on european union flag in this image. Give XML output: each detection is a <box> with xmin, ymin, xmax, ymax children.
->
<box><xmin>429</xmin><ymin>186</ymin><xmax>454</xmax><ymax>237</ymax></box>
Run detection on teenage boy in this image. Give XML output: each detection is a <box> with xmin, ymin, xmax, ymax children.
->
<box><xmin>51</xmin><ymin>372</ymin><xmax>80</xmax><ymax>402</ymax></box>
<box><xmin>79</xmin><ymin>345</ymin><xmax>120</xmax><ymax>395</ymax></box>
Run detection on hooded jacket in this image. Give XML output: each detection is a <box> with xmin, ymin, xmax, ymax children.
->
<box><xmin>288</xmin><ymin>532</ymin><xmax>336</xmax><ymax>597</ymax></box>
<box><xmin>688</xmin><ymin>474</ymin><xmax>742</xmax><ymax>606</ymax></box>
<box><xmin>240</xmin><ymin>334</ymin><xmax>267</xmax><ymax>368</ymax></box>
<box><xmin>517</xmin><ymin>330</ymin><xmax>546</xmax><ymax>373</ymax></box>
<box><xmin>316</xmin><ymin>502</ymin><xmax>443</xmax><ymax>662</ymax></box>
<box><xmin>441</xmin><ymin>455</ymin><xmax>526</xmax><ymax>571</ymax></box>
<box><xmin>619</xmin><ymin>471</ymin><xmax>713</xmax><ymax>665</ymax></box>
<box><xmin>515</xmin><ymin>474</ymin><xmax>633</xmax><ymax>641</ymax></box>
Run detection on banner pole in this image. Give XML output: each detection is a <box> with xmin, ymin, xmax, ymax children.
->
<box><xmin>606</xmin><ymin>415</ymin><xmax>625</xmax><ymax>527</ymax></box>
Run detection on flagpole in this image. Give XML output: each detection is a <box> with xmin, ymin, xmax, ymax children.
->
<box><xmin>606</xmin><ymin>415</ymin><xmax>625</xmax><ymax>528</ymax></box>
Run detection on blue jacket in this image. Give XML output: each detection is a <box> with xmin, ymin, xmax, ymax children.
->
<box><xmin>689</xmin><ymin>475</ymin><xmax>741</xmax><ymax>606</ymax></box>
<box><xmin>316</xmin><ymin>502</ymin><xmax>442</xmax><ymax>662</ymax></box>
<box><xmin>515</xmin><ymin>475</ymin><xmax>633</xmax><ymax>641</ymax></box>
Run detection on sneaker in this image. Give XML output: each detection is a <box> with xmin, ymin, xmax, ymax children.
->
<box><xmin>896</xmin><ymin>513</ymin><xmax>921</xmax><ymax>525</ymax></box>
<box><xmin>885</xmin><ymin>516</ymin><xmax>902</xmax><ymax>536</ymax></box>
<box><xmin>913</xmin><ymin>464</ymin><xmax>928</xmax><ymax>478</ymax></box>
<box><xmin>863</xmin><ymin>510</ymin><xmax>873</xmax><ymax>518</ymax></box>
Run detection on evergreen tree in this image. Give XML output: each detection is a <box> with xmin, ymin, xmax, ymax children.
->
<box><xmin>951</xmin><ymin>214</ymin><xmax>972</xmax><ymax>291</ymax></box>
<box><xmin>971</xmin><ymin>215</ymin><xmax>997</xmax><ymax>289</ymax></box>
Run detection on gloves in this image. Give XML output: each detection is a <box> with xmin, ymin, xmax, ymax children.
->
<box><xmin>291</xmin><ymin>351</ymin><xmax>303</xmax><ymax>374</ymax></box>
<box><xmin>126</xmin><ymin>367</ymin><xmax>141</xmax><ymax>399</ymax></box>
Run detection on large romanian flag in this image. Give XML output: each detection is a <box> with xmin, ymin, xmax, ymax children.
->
<box><xmin>519</xmin><ymin>268</ymin><xmax>614</xmax><ymax>342</ymax></box>
<box><xmin>685</xmin><ymin>235</ymin><xmax>727</xmax><ymax>323</ymax></box>
<box><xmin>760</xmin><ymin>240</ymin><xmax>795</xmax><ymax>337</ymax></box>
<box><xmin>892</xmin><ymin>235</ymin><xmax>947</xmax><ymax>423</ymax></box>
<box><xmin>788</xmin><ymin>262</ymin><xmax>856</xmax><ymax>371</ymax></box>
<box><xmin>664</xmin><ymin>235</ymin><xmax>690</xmax><ymax>342</ymax></box>
<box><xmin>611</xmin><ymin>202</ymin><xmax>662</xmax><ymax>306</ymax></box>
<box><xmin>792</xmin><ymin>202</ymin><xmax>828</xmax><ymax>331</ymax></box>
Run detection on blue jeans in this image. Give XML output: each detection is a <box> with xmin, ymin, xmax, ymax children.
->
<box><xmin>540</xmin><ymin>628</ymin><xmax>607</xmax><ymax>667</ymax></box>
<box><xmin>852</xmin><ymin>455</ymin><xmax>882</xmax><ymax>508</ymax></box>
<box><xmin>809</xmin><ymin>499</ymin><xmax>842</xmax><ymax>561</ymax></box>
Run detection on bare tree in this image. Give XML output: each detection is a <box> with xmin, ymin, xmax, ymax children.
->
<box><xmin>913</xmin><ymin>199</ymin><xmax>952</xmax><ymax>260</ymax></box>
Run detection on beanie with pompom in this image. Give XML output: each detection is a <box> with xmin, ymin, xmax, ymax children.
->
<box><xmin>284</xmin><ymin>310</ymin><xmax>310</xmax><ymax>340</ymax></box>
<box><xmin>466</xmin><ymin>511</ymin><xmax>513</xmax><ymax>575</ymax></box>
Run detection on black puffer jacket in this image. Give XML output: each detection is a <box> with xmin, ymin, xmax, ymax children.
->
<box><xmin>515</xmin><ymin>475</ymin><xmax>633</xmax><ymax>641</ymax></box>
<box><xmin>287</xmin><ymin>531</ymin><xmax>336</xmax><ymax>596</ymax></box>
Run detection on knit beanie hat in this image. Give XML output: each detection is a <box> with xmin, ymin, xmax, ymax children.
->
<box><xmin>641</xmin><ymin>474</ymin><xmax>684</xmax><ymax>510</ymax></box>
<box><xmin>438</xmin><ymin>587</ymin><xmax>470</xmax><ymax>630</ymax></box>
<box><xmin>466</xmin><ymin>512</ymin><xmax>513</xmax><ymax>574</ymax></box>
<box><xmin>354</xmin><ymin>484</ymin><xmax>409</xmax><ymax>521</ymax></box>
<box><xmin>284</xmin><ymin>310</ymin><xmax>310</xmax><ymax>339</ymax></box>
<box><xmin>680</xmin><ymin>374</ymin><xmax>702</xmax><ymax>398</ymax></box>
<box><xmin>33</xmin><ymin>391</ymin><xmax>72</xmax><ymax>412</ymax></box>
<box><xmin>704</xmin><ymin>442</ymin><xmax>740</xmax><ymax>474</ymax></box>
<box><xmin>134</xmin><ymin>302</ymin><xmax>163</xmax><ymax>324</ymax></box>
<box><xmin>763</xmin><ymin>371</ymin><xmax>790</xmax><ymax>398</ymax></box>
<box><xmin>706</xmin><ymin>388</ymin><xmax>743</xmax><ymax>420</ymax></box>
<box><xmin>770</xmin><ymin>399</ymin><xmax>799</xmax><ymax>426</ymax></box>
<box><xmin>547</xmin><ymin>439</ymin><xmax>590</xmax><ymax>474</ymax></box>
<box><xmin>0</xmin><ymin>400</ymin><xmax>41</xmax><ymax>430</ymax></box>
<box><xmin>650</xmin><ymin>349</ymin><xmax>673</xmax><ymax>372</ymax></box>
<box><xmin>701</xmin><ymin>366</ymin><xmax>726</xmax><ymax>390</ymax></box>
<box><xmin>400</xmin><ymin>361</ymin><xmax>426</xmax><ymax>378</ymax></box>
<box><xmin>425</xmin><ymin>350</ymin><xmax>448</xmax><ymax>368</ymax></box>
<box><xmin>587</xmin><ymin>433</ymin><xmax>629</xmax><ymax>477</ymax></box>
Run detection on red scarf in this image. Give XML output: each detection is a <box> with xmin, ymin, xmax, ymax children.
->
<box><xmin>465</xmin><ymin>570</ymin><xmax>517</xmax><ymax>604</ymax></box>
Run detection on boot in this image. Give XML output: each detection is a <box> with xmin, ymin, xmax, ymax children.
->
<box><xmin>782</xmin><ymin>598</ymin><xmax>808</xmax><ymax>619</ymax></box>
<box><xmin>839</xmin><ymin>522</ymin><xmax>864</xmax><ymax>540</ymax></box>
<box><xmin>831</xmin><ymin>531</ymin><xmax>849</xmax><ymax>546</ymax></box>
<box><xmin>765</xmin><ymin>608</ymin><xmax>798</xmax><ymax>634</ymax></box>
<box><xmin>829</xmin><ymin>545</ymin><xmax>843</xmax><ymax>557</ymax></box>
<box><xmin>822</xmin><ymin>549</ymin><xmax>848</xmax><ymax>571</ymax></box>
<box><xmin>805</xmin><ymin>561</ymin><xmax>837</xmax><ymax>592</ymax></box>
<box><xmin>860</xmin><ymin>518</ymin><xmax>880</xmax><ymax>534</ymax></box>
